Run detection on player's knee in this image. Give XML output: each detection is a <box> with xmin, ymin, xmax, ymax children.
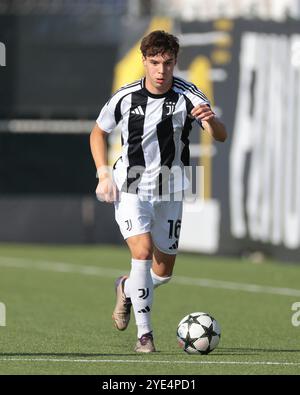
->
<box><xmin>133</xmin><ymin>248</ymin><xmax>153</xmax><ymax>261</ymax></box>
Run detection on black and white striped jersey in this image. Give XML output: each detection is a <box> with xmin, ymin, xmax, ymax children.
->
<box><xmin>96</xmin><ymin>76</ymin><xmax>210</xmax><ymax>197</ymax></box>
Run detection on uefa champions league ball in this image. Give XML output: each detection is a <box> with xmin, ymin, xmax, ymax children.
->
<box><xmin>177</xmin><ymin>312</ymin><xmax>221</xmax><ymax>354</ymax></box>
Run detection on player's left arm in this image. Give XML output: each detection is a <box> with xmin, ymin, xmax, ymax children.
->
<box><xmin>191</xmin><ymin>104</ymin><xmax>227</xmax><ymax>142</ymax></box>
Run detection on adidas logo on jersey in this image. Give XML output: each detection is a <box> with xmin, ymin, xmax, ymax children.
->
<box><xmin>131</xmin><ymin>106</ymin><xmax>144</xmax><ymax>116</ymax></box>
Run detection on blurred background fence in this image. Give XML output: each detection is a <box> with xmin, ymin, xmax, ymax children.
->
<box><xmin>0</xmin><ymin>0</ymin><xmax>300</xmax><ymax>263</ymax></box>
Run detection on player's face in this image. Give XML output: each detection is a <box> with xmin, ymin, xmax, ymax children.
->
<box><xmin>143</xmin><ymin>52</ymin><xmax>176</xmax><ymax>94</ymax></box>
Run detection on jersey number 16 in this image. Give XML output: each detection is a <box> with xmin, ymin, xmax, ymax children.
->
<box><xmin>168</xmin><ymin>219</ymin><xmax>181</xmax><ymax>239</ymax></box>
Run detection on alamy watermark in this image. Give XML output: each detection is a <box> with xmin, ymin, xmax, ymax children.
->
<box><xmin>0</xmin><ymin>302</ymin><xmax>6</xmax><ymax>326</ymax></box>
<box><xmin>96</xmin><ymin>165</ymin><xmax>205</xmax><ymax>212</ymax></box>
<box><xmin>0</xmin><ymin>42</ymin><xmax>6</xmax><ymax>67</ymax></box>
<box><xmin>291</xmin><ymin>302</ymin><xmax>300</xmax><ymax>327</ymax></box>
<box><xmin>291</xmin><ymin>39</ymin><xmax>300</xmax><ymax>68</ymax></box>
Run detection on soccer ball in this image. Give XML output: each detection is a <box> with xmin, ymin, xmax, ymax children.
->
<box><xmin>177</xmin><ymin>312</ymin><xmax>221</xmax><ymax>354</ymax></box>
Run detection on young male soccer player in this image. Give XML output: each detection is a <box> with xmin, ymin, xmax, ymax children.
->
<box><xmin>90</xmin><ymin>30</ymin><xmax>227</xmax><ymax>353</ymax></box>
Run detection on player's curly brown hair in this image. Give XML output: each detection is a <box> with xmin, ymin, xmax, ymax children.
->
<box><xmin>140</xmin><ymin>30</ymin><xmax>179</xmax><ymax>59</ymax></box>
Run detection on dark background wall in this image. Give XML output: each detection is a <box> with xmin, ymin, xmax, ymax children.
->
<box><xmin>0</xmin><ymin>13</ymin><xmax>120</xmax><ymax>118</ymax></box>
<box><xmin>0</xmin><ymin>11</ymin><xmax>123</xmax><ymax>245</ymax></box>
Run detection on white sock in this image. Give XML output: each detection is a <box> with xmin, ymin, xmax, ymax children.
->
<box><xmin>124</xmin><ymin>267</ymin><xmax>172</xmax><ymax>295</ymax></box>
<box><xmin>124</xmin><ymin>277</ymin><xmax>131</xmax><ymax>298</ymax></box>
<box><xmin>150</xmin><ymin>268</ymin><xmax>172</xmax><ymax>288</ymax></box>
<box><xmin>126</xmin><ymin>259</ymin><xmax>153</xmax><ymax>338</ymax></box>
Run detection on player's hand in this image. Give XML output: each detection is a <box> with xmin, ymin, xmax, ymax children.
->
<box><xmin>96</xmin><ymin>175</ymin><xmax>118</xmax><ymax>203</ymax></box>
<box><xmin>191</xmin><ymin>104</ymin><xmax>216</xmax><ymax>123</ymax></box>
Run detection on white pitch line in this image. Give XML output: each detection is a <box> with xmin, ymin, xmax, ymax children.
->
<box><xmin>1</xmin><ymin>256</ymin><xmax>300</xmax><ymax>297</ymax></box>
<box><xmin>0</xmin><ymin>358</ymin><xmax>299</xmax><ymax>367</ymax></box>
<box><xmin>172</xmin><ymin>276</ymin><xmax>300</xmax><ymax>297</ymax></box>
<box><xmin>0</xmin><ymin>256</ymin><xmax>124</xmax><ymax>278</ymax></box>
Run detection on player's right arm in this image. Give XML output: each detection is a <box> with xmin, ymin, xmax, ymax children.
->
<box><xmin>91</xmin><ymin>89</ymin><xmax>124</xmax><ymax>202</ymax></box>
<box><xmin>90</xmin><ymin>123</ymin><xmax>116</xmax><ymax>203</ymax></box>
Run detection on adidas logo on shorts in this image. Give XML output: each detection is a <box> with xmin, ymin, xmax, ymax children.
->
<box><xmin>169</xmin><ymin>240</ymin><xmax>179</xmax><ymax>250</ymax></box>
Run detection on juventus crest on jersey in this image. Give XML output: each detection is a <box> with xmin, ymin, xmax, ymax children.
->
<box><xmin>97</xmin><ymin>76</ymin><xmax>210</xmax><ymax>198</ymax></box>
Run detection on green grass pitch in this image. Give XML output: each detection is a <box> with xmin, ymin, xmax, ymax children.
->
<box><xmin>0</xmin><ymin>243</ymin><xmax>299</xmax><ymax>375</ymax></box>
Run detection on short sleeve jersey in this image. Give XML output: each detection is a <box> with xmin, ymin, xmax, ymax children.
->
<box><xmin>97</xmin><ymin>76</ymin><xmax>210</xmax><ymax>197</ymax></box>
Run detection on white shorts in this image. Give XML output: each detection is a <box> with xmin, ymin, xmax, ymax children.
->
<box><xmin>114</xmin><ymin>192</ymin><xmax>183</xmax><ymax>255</ymax></box>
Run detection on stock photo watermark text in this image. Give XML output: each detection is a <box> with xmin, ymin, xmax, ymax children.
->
<box><xmin>291</xmin><ymin>302</ymin><xmax>300</xmax><ymax>327</ymax></box>
<box><xmin>0</xmin><ymin>42</ymin><xmax>6</xmax><ymax>66</ymax></box>
<box><xmin>0</xmin><ymin>302</ymin><xmax>6</xmax><ymax>326</ymax></box>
